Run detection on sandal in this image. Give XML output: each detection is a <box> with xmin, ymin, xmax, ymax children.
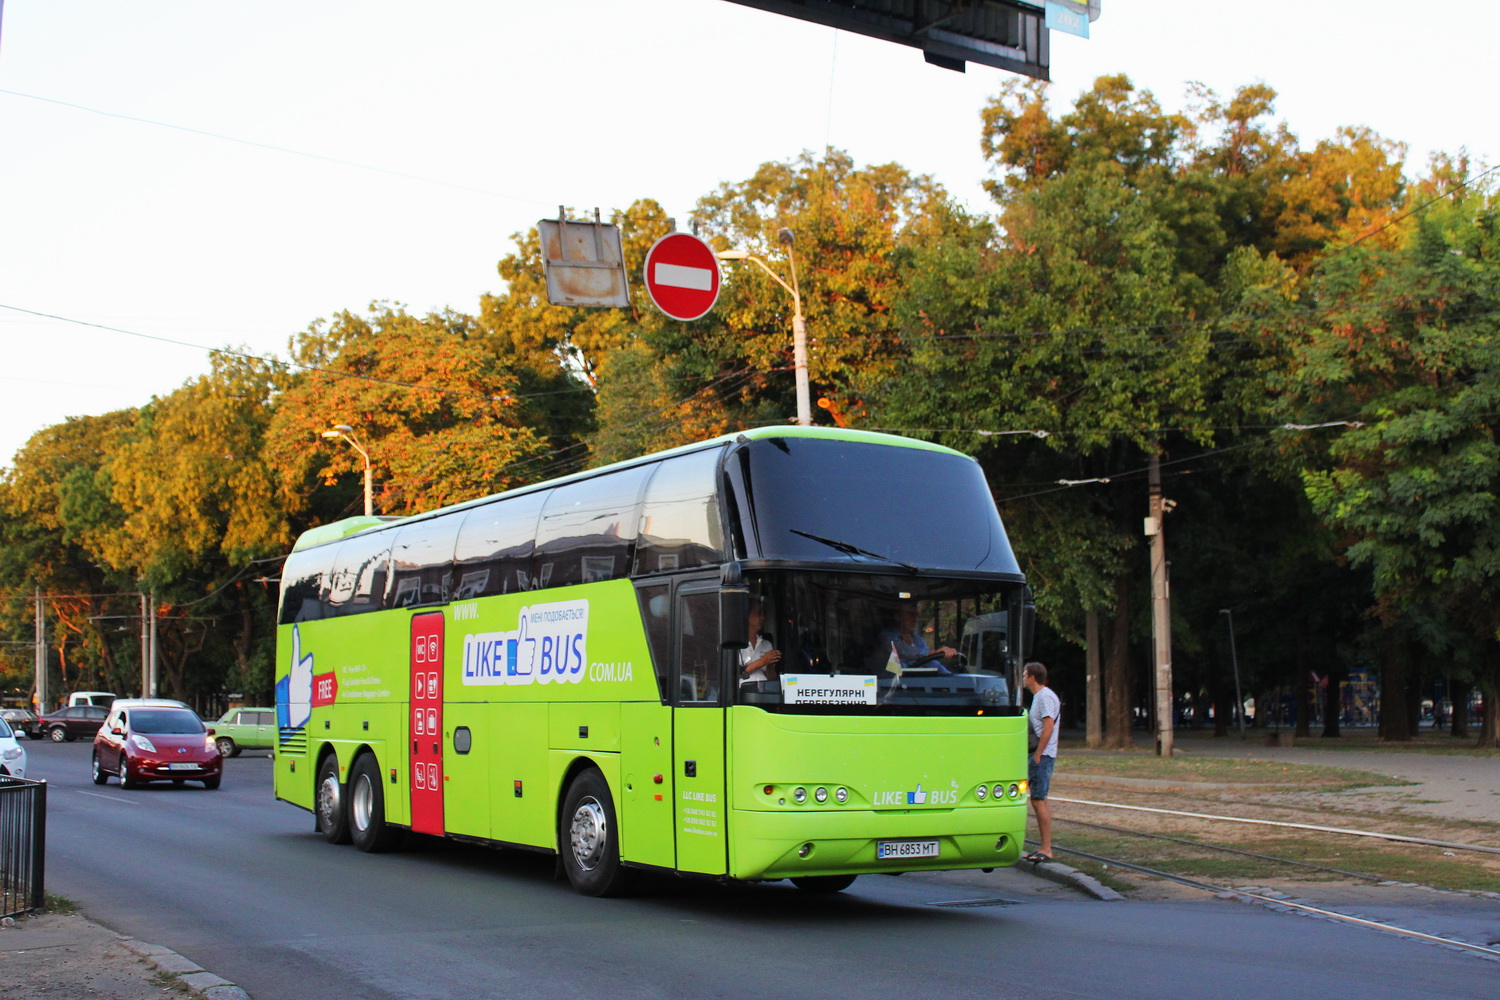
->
<box><xmin>1024</xmin><ymin>852</ymin><xmax>1052</xmax><ymax>863</ymax></box>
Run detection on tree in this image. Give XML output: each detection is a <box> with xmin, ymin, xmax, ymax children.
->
<box><xmin>0</xmin><ymin>411</ymin><xmax>142</xmax><ymax>700</ymax></box>
<box><xmin>264</xmin><ymin>305</ymin><xmax>556</xmax><ymax>519</ymax></box>
<box><xmin>1283</xmin><ymin>173</ymin><xmax>1500</xmax><ymax>745</ymax></box>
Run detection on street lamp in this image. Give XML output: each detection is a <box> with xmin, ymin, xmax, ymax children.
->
<box><xmin>320</xmin><ymin>423</ymin><xmax>372</xmax><ymax>517</ymax></box>
<box><xmin>717</xmin><ymin>227</ymin><xmax>810</xmax><ymax>426</ymax></box>
<box><xmin>1219</xmin><ymin>609</ymin><xmax>1246</xmax><ymax>737</ymax></box>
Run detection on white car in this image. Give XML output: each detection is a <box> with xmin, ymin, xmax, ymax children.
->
<box><xmin>0</xmin><ymin>715</ymin><xmax>27</xmax><ymax>779</ymax></box>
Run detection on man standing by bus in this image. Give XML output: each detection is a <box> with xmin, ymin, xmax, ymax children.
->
<box><xmin>1023</xmin><ymin>661</ymin><xmax>1058</xmax><ymax>863</ymax></box>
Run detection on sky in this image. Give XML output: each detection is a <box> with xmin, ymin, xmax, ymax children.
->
<box><xmin>1</xmin><ymin>0</ymin><xmax>1495</xmax><ymax>470</ymax></box>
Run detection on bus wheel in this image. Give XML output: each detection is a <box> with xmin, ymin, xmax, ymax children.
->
<box><xmin>791</xmin><ymin>875</ymin><xmax>857</xmax><ymax>893</ymax></box>
<box><xmin>559</xmin><ymin>769</ymin><xmax>634</xmax><ymax>897</ymax></box>
<box><xmin>349</xmin><ymin>753</ymin><xmax>403</xmax><ymax>853</ymax></box>
<box><xmin>316</xmin><ymin>754</ymin><xmax>351</xmax><ymax>844</ymax></box>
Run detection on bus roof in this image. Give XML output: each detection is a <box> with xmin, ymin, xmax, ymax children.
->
<box><xmin>291</xmin><ymin>426</ymin><xmax>973</xmax><ymax>552</ymax></box>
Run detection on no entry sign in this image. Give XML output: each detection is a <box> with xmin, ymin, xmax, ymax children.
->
<box><xmin>643</xmin><ymin>232</ymin><xmax>721</xmax><ymax>321</ymax></box>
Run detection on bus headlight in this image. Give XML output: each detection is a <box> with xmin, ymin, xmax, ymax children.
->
<box><xmin>994</xmin><ymin>784</ymin><xmax>1006</xmax><ymax>799</ymax></box>
<box><xmin>975</xmin><ymin>784</ymin><xmax>988</xmax><ymax>801</ymax></box>
<box><xmin>814</xmin><ymin>786</ymin><xmax>828</xmax><ymax>803</ymax></box>
<box><xmin>834</xmin><ymin>787</ymin><xmax>848</xmax><ymax>804</ymax></box>
<box><xmin>792</xmin><ymin>786</ymin><xmax>807</xmax><ymax>804</ymax></box>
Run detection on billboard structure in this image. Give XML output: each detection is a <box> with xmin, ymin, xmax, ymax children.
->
<box><xmin>721</xmin><ymin>0</ymin><xmax>1060</xmax><ymax>77</ymax></box>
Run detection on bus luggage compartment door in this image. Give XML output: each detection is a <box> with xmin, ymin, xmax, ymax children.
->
<box><xmin>672</xmin><ymin>586</ymin><xmax>727</xmax><ymax>875</ymax></box>
<box><xmin>409</xmin><ymin>611</ymin><xmax>445</xmax><ymax>836</ymax></box>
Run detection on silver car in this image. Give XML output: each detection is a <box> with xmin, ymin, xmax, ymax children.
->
<box><xmin>0</xmin><ymin>716</ymin><xmax>27</xmax><ymax>779</ymax></box>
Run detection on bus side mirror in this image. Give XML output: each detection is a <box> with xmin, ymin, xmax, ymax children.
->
<box><xmin>720</xmin><ymin>587</ymin><xmax>749</xmax><ymax>650</ymax></box>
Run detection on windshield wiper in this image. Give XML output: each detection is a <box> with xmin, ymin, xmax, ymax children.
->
<box><xmin>788</xmin><ymin>529</ymin><xmax>918</xmax><ymax>574</ymax></box>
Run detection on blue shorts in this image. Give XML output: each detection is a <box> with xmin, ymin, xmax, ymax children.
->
<box><xmin>1029</xmin><ymin>755</ymin><xmax>1055</xmax><ymax>800</ymax></box>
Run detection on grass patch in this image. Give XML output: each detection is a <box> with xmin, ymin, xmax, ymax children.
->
<box><xmin>1052</xmin><ymin>821</ymin><xmax>1500</xmax><ymax>894</ymax></box>
<box><xmin>1057</xmin><ymin>753</ymin><xmax>1408</xmax><ymax>792</ymax></box>
<box><xmin>40</xmin><ymin>892</ymin><xmax>78</xmax><ymax>914</ymax></box>
<box><xmin>148</xmin><ymin>971</ymin><xmax>193</xmax><ymax>994</ymax></box>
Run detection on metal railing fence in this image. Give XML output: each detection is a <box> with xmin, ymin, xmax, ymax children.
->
<box><xmin>0</xmin><ymin>775</ymin><xmax>46</xmax><ymax>918</ymax></box>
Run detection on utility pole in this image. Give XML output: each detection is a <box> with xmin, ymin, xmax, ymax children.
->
<box><xmin>34</xmin><ymin>586</ymin><xmax>47</xmax><ymax>712</ymax></box>
<box><xmin>149</xmin><ymin>591</ymin><xmax>159</xmax><ymax>697</ymax></box>
<box><xmin>139</xmin><ymin>591</ymin><xmax>150</xmax><ymax>697</ymax></box>
<box><xmin>1148</xmin><ymin>447</ymin><xmax>1174</xmax><ymax>756</ymax></box>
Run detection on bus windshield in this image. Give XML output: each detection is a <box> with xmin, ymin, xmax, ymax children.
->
<box><xmin>732</xmin><ymin>436</ymin><xmax>1021</xmax><ymax>577</ymax></box>
<box><xmin>734</xmin><ymin>571</ymin><xmax>1024</xmax><ymax>716</ymax></box>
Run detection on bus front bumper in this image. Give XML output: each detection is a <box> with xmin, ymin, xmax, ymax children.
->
<box><xmin>729</xmin><ymin>803</ymin><xmax>1028</xmax><ymax>881</ymax></box>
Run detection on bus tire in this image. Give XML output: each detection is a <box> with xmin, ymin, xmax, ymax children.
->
<box><xmin>349</xmin><ymin>753</ymin><xmax>403</xmax><ymax>853</ymax></box>
<box><xmin>559</xmin><ymin>769</ymin><xmax>634</xmax><ymax>897</ymax></box>
<box><xmin>791</xmin><ymin>875</ymin><xmax>857</xmax><ymax>893</ymax></box>
<box><xmin>316</xmin><ymin>753</ymin><xmax>351</xmax><ymax>844</ymax></box>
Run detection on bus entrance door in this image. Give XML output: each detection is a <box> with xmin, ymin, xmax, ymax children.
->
<box><xmin>672</xmin><ymin>586</ymin><xmax>727</xmax><ymax>875</ymax></box>
<box><xmin>409</xmin><ymin>611</ymin><xmax>445</xmax><ymax>836</ymax></box>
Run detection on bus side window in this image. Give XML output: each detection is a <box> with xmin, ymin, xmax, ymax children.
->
<box><xmin>678</xmin><ymin>590</ymin><xmax>721</xmax><ymax>704</ymax></box>
<box><xmin>453</xmin><ymin>490</ymin><xmax>548</xmax><ymax>596</ymax></box>
<box><xmin>636</xmin><ymin>584</ymin><xmax>671</xmax><ymax>700</ymax></box>
<box><xmin>534</xmin><ymin>466</ymin><xmax>650</xmax><ymax>588</ymax></box>
<box><xmin>279</xmin><ymin>547</ymin><xmax>336</xmax><ymax>624</ymax></box>
<box><xmin>634</xmin><ymin>448</ymin><xmax>726</xmax><ymax>576</ymax></box>
<box><xmin>385</xmin><ymin>517</ymin><xmax>461</xmax><ymax>609</ymax></box>
<box><xmin>326</xmin><ymin>531</ymin><xmax>392</xmax><ymax>617</ymax></box>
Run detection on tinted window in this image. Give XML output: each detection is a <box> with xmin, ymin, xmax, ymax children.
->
<box><xmin>634</xmin><ymin>449</ymin><xmax>726</xmax><ymax>575</ymax></box>
<box><xmin>533</xmin><ymin>466</ymin><xmax>650</xmax><ymax>588</ymax></box>
<box><xmin>131</xmin><ymin>709</ymin><xmax>205</xmax><ymax>735</ymax></box>
<box><xmin>326</xmin><ymin>529</ymin><xmax>392</xmax><ymax>616</ymax></box>
<box><xmin>279</xmin><ymin>545</ymin><xmax>338</xmax><ymax>624</ymax></box>
<box><xmin>387</xmin><ymin>517</ymin><xmax>459</xmax><ymax>608</ymax></box>
<box><xmin>677</xmin><ymin>590</ymin><xmax>721</xmax><ymax>704</ymax></box>
<box><xmin>452</xmin><ymin>490</ymin><xmax>549</xmax><ymax>598</ymax></box>
<box><xmin>0</xmin><ymin>718</ymin><xmax>12</xmax><ymax>738</ymax></box>
<box><xmin>636</xmin><ymin>583</ymin><xmax>671</xmax><ymax>699</ymax></box>
<box><xmin>738</xmin><ymin>438</ymin><xmax>1021</xmax><ymax>576</ymax></box>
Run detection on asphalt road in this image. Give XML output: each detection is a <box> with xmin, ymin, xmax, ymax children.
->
<box><xmin>25</xmin><ymin>738</ymin><xmax>1498</xmax><ymax>1000</ymax></box>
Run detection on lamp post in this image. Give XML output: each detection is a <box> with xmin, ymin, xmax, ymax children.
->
<box><xmin>1219</xmin><ymin>608</ymin><xmax>1245</xmax><ymax>737</ymax></box>
<box><xmin>321</xmin><ymin>423</ymin><xmax>372</xmax><ymax>516</ymax></box>
<box><xmin>717</xmin><ymin>228</ymin><xmax>810</xmax><ymax>426</ymax></box>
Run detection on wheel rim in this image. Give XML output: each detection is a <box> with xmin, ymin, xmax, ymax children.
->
<box><xmin>568</xmin><ymin>795</ymin><xmax>608</xmax><ymax>872</ymax></box>
<box><xmin>91</xmin><ymin>754</ymin><xmax>100</xmax><ymax>780</ymax></box>
<box><xmin>119</xmin><ymin>755</ymin><xmax>130</xmax><ymax>782</ymax></box>
<box><xmin>216</xmin><ymin>738</ymin><xmax>233</xmax><ymax>756</ymax></box>
<box><xmin>318</xmin><ymin>774</ymin><xmax>342</xmax><ymax>830</ymax></box>
<box><xmin>350</xmin><ymin>774</ymin><xmax>373</xmax><ymax>833</ymax></box>
<box><xmin>50</xmin><ymin>728</ymin><xmax>65</xmax><ymax>742</ymax></box>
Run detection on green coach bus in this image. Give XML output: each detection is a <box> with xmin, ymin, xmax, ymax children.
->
<box><xmin>274</xmin><ymin>426</ymin><xmax>1034</xmax><ymax>896</ymax></box>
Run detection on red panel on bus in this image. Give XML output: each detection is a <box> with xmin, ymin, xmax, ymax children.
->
<box><xmin>409</xmin><ymin>612</ymin><xmax>445</xmax><ymax>836</ymax></box>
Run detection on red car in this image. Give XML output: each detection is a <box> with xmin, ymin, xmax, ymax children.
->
<box><xmin>91</xmin><ymin>699</ymin><xmax>222</xmax><ymax>789</ymax></box>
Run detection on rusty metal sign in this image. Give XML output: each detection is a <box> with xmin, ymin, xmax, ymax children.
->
<box><xmin>538</xmin><ymin>208</ymin><xmax>629</xmax><ymax>308</ymax></box>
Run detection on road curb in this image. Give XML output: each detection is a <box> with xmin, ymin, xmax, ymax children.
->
<box><xmin>119</xmin><ymin>936</ymin><xmax>252</xmax><ymax>999</ymax></box>
<box><xmin>1023</xmin><ymin>858</ymin><xmax>1124</xmax><ymax>901</ymax></box>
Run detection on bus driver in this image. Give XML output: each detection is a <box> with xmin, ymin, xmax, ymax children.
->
<box><xmin>739</xmin><ymin>599</ymin><xmax>782</xmax><ymax>683</ymax></box>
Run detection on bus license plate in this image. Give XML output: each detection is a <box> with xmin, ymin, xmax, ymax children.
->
<box><xmin>167</xmin><ymin>763</ymin><xmax>200</xmax><ymax>771</ymax></box>
<box><xmin>877</xmin><ymin>839</ymin><xmax>939</xmax><ymax>860</ymax></box>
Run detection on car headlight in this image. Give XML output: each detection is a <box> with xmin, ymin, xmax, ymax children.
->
<box><xmin>129</xmin><ymin>734</ymin><xmax>156</xmax><ymax>753</ymax></box>
<box><xmin>2</xmin><ymin>748</ymin><xmax>21</xmax><ymax>761</ymax></box>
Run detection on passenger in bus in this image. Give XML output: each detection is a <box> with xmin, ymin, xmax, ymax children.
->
<box><xmin>739</xmin><ymin>600</ymin><xmax>782</xmax><ymax>683</ymax></box>
<box><xmin>878</xmin><ymin>603</ymin><xmax>960</xmax><ymax>674</ymax></box>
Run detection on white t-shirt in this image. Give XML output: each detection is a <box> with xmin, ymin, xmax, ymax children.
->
<box><xmin>1030</xmin><ymin>685</ymin><xmax>1060</xmax><ymax>757</ymax></box>
<box><xmin>740</xmin><ymin>635</ymin><xmax>774</xmax><ymax>683</ymax></box>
